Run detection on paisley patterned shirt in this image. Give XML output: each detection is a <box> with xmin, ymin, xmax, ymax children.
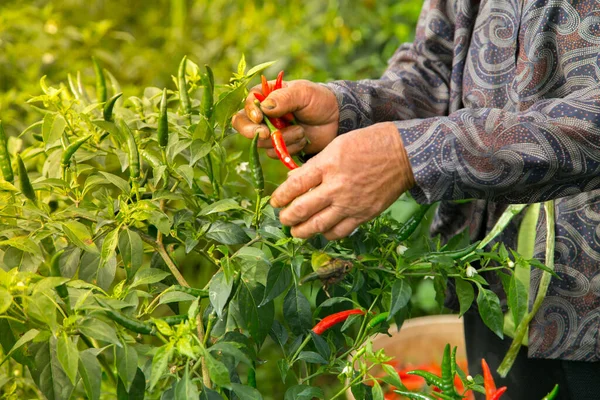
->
<box><xmin>326</xmin><ymin>0</ymin><xmax>600</xmax><ymax>360</ymax></box>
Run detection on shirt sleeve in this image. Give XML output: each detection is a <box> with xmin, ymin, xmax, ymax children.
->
<box><xmin>325</xmin><ymin>0</ymin><xmax>456</xmax><ymax>134</ymax></box>
<box><xmin>398</xmin><ymin>87</ymin><xmax>600</xmax><ymax>204</ymax></box>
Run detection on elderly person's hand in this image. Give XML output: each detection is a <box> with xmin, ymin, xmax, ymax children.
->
<box><xmin>271</xmin><ymin>122</ymin><xmax>415</xmax><ymax>240</ymax></box>
<box><xmin>232</xmin><ymin>80</ymin><xmax>339</xmax><ymax>158</ymax></box>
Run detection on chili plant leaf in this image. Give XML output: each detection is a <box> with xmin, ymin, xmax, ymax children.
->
<box><xmin>118</xmin><ymin>229</ymin><xmax>143</xmax><ymax>279</ymax></box>
<box><xmin>237</xmin><ymin>281</ymin><xmax>274</xmax><ymax>347</ymax></box>
<box><xmin>149</xmin><ymin>343</ymin><xmax>174</xmax><ymax>390</ymax></box>
<box><xmin>78</xmin><ymin>349</ymin><xmax>101</xmax><ymax>400</ymax></box>
<box><xmin>209</xmin><ymin>270</ymin><xmax>232</xmax><ymax>319</ymax></box>
<box><xmin>455</xmin><ymin>278</ymin><xmax>475</xmax><ymax>317</ymax></box>
<box><xmin>175</xmin><ymin>365</ymin><xmax>199</xmax><ymax>400</ymax></box>
<box><xmin>206</xmin><ymin>220</ymin><xmax>249</xmax><ymax>245</ymax></box>
<box><xmin>230</xmin><ymin>382</ymin><xmax>262</xmax><ymax>400</ymax></box>
<box><xmin>116</xmin><ymin>344</ymin><xmax>138</xmax><ymax>392</ymax></box>
<box><xmin>388</xmin><ymin>279</ymin><xmax>412</xmax><ymax>320</ymax></box>
<box><xmin>508</xmin><ymin>274</ymin><xmax>528</xmax><ymax>326</ymax></box>
<box><xmin>61</xmin><ymin>221</ymin><xmax>98</xmax><ymax>254</ymax></box>
<box><xmin>284</xmin><ymin>385</ymin><xmax>325</xmax><ymax>400</ymax></box>
<box><xmin>477</xmin><ymin>287</ymin><xmax>504</xmax><ymax>339</ymax></box>
<box><xmin>283</xmin><ymin>286</ymin><xmax>312</xmax><ymax>336</ymax></box>
<box><xmin>261</xmin><ymin>262</ymin><xmax>292</xmax><ymax>306</ymax></box>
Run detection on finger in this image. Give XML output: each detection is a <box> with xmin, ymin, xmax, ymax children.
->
<box><xmin>323</xmin><ymin>218</ymin><xmax>360</xmax><ymax>241</ymax></box>
<box><xmin>290</xmin><ymin>207</ymin><xmax>345</xmax><ymax>239</ymax></box>
<box><xmin>231</xmin><ymin>110</ymin><xmax>269</xmax><ymax>140</ymax></box>
<box><xmin>279</xmin><ymin>184</ymin><xmax>332</xmax><ymax>226</ymax></box>
<box><xmin>244</xmin><ymin>88</ymin><xmax>266</xmax><ymax>124</ymax></box>
<box><xmin>271</xmin><ymin>163</ymin><xmax>323</xmax><ymax>208</ymax></box>
<box><xmin>259</xmin><ymin>82</ymin><xmax>312</xmax><ymax>118</ymax></box>
<box><xmin>266</xmin><ymin>140</ymin><xmax>305</xmax><ymax>160</ymax></box>
<box><xmin>257</xmin><ymin>125</ymin><xmax>304</xmax><ymax>149</ymax></box>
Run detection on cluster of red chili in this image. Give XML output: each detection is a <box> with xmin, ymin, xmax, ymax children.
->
<box><xmin>254</xmin><ymin>71</ymin><xmax>299</xmax><ymax>170</ymax></box>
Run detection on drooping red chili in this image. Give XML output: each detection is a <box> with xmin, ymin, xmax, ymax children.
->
<box><xmin>482</xmin><ymin>359</ymin><xmax>507</xmax><ymax>400</ymax></box>
<box><xmin>261</xmin><ymin>75</ymin><xmax>271</xmax><ymax>97</ymax></box>
<box><xmin>274</xmin><ymin>71</ymin><xmax>284</xmax><ymax>90</ymax></box>
<box><xmin>312</xmin><ymin>309</ymin><xmax>365</xmax><ymax>335</ymax></box>
<box><xmin>265</xmin><ymin>120</ymin><xmax>299</xmax><ymax>170</ymax></box>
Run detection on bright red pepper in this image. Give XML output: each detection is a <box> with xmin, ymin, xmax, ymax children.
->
<box><xmin>261</xmin><ymin>75</ymin><xmax>271</xmax><ymax>96</ymax></box>
<box><xmin>271</xmin><ymin>130</ymin><xmax>299</xmax><ymax>170</ymax></box>
<box><xmin>254</xmin><ymin>92</ymin><xmax>266</xmax><ymax>102</ymax></box>
<box><xmin>312</xmin><ymin>309</ymin><xmax>365</xmax><ymax>335</ymax></box>
<box><xmin>482</xmin><ymin>359</ymin><xmax>507</xmax><ymax>400</ymax></box>
<box><xmin>274</xmin><ymin>70</ymin><xmax>284</xmax><ymax>90</ymax></box>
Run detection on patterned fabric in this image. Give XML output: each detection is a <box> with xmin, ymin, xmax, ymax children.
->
<box><xmin>326</xmin><ymin>0</ymin><xmax>600</xmax><ymax>360</ymax></box>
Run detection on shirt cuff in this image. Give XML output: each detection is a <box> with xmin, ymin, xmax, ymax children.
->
<box><xmin>322</xmin><ymin>81</ymin><xmax>370</xmax><ymax>135</ymax></box>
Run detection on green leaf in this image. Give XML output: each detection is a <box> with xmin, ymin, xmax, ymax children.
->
<box><xmin>190</xmin><ymin>140</ymin><xmax>212</xmax><ymax>165</ymax></box>
<box><xmin>283</xmin><ymin>287</ymin><xmax>312</xmax><ymax>336</ymax></box>
<box><xmin>203</xmin><ymin>350</ymin><xmax>231</xmax><ymax>388</ymax></box>
<box><xmin>37</xmin><ymin>337</ymin><xmax>75</xmax><ymax>400</ymax></box>
<box><xmin>131</xmin><ymin>268</ymin><xmax>170</xmax><ymax>288</ymax></box>
<box><xmin>199</xmin><ymin>385</ymin><xmax>225</xmax><ymax>400</ymax></box>
<box><xmin>477</xmin><ymin>287</ymin><xmax>504</xmax><ymax>339</ymax></box>
<box><xmin>117</xmin><ymin>368</ymin><xmax>145</xmax><ymax>400</ymax></box>
<box><xmin>237</xmin><ymin>281</ymin><xmax>274</xmax><ymax>347</ymax></box>
<box><xmin>62</xmin><ymin>221</ymin><xmax>99</xmax><ymax>254</ymax></box>
<box><xmin>455</xmin><ymin>278</ymin><xmax>474</xmax><ymax>317</ymax></box>
<box><xmin>176</xmin><ymin>165</ymin><xmax>195</xmax><ymax>188</ymax></box>
<box><xmin>372</xmin><ymin>380</ymin><xmax>384</xmax><ymax>400</ymax></box>
<box><xmin>153</xmin><ymin>318</ymin><xmax>174</xmax><ymax>336</ymax></box>
<box><xmin>209</xmin><ymin>271</ymin><xmax>232</xmax><ymax>319</ymax></box>
<box><xmin>116</xmin><ymin>344</ymin><xmax>138</xmax><ymax>392</ymax></box>
<box><xmin>57</xmin><ymin>332</ymin><xmax>79</xmax><ymax>385</ymax></box>
<box><xmin>118</xmin><ymin>229</ymin><xmax>143</xmax><ymax>279</ymax></box>
<box><xmin>246</xmin><ymin>61</ymin><xmax>277</xmax><ymax>77</ymax></box>
<box><xmin>79</xmin><ymin>349</ymin><xmax>102</xmax><ymax>400</ymax></box>
<box><xmin>261</xmin><ymin>262</ymin><xmax>292</xmax><ymax>306</ymax></box>
<box><xmin>297</xmin><ymin>351</ymin><xmax>327</xmax><ymax>364</ymax></box>
<box><xmin>205</xmin><ymin>221</ymin><xmax>249</xmax><ymax>245</ymax></box>
<box><xmin>98</xmin><ymin>171</ymin><xmax>131</xmax><ymax>194</ymax></box>
<box><xmin>284</xmin><ymin>385</ymin><xmax>325</xmax><ymax>400</ymax></box>
<box><xmin>208</xmin><ymin>342</ymin><xmax>252</xmax><ymax>367</ymax></box>
<box><xmin>101</xmin><ymin>227</ymin><xmax>119</xmax><ymax>267</ymax></box>
<box><xmin>0</xmin><ymin>287</ymin><xmax>13</xmax><ymax>314</ymax></box>
<box><xmin>508</xmin><ymin>275</ymin><xmax>528</xmax><ymax>326</ymax></box>
<box><xmin>159</xmin><ymin>291</ymin><xmax>197</xmax><ymax>304</ymax></box>
<box><xmin>79</xmin><ymin>318</ymin><xmax>121</xmax><ymax>346</ymax></box>
<box><xmin>230</xmin><ymin>383</ymin><xmax>262</xmax><ymax>400</ymax></box>
<box><xmin>0</xmin><ymin>328</ymin><xmax>38</xmax><ymax>367</ymax></box>
<box><xmin>213</xmin><ymin>84</ymin><xmax>246</xmax><ymax>131</ymax></box>
<box><xmin>43</xmin><ymin>114</ymin><xmax>66</xmax><ymax>148</ymax></box>
<box><xmin>388</xmin><ymin>279</ymin><xmax>412</xmax><ymax>320</ymax></box>
<box><xmin>199</xmin><ymin>199</ymin><xmax>241</xmax><ymax>216</ymax></box>
<box><xmin>175</xmin><ymin>365</ymin><xmax>199</xmax><ymax>400</ymax></box>
<box><xmin>149</xmin><ymin>343</ymin><xmax>174</xmax><ymax>390</ymax></box>
<box><xmin>309</xmin><ymin>331</ymin><xmax>330</xmax><ymax>361</ymax></box>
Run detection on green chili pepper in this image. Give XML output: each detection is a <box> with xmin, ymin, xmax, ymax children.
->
<box><xmin>103</xmin><ymin>92</ymin><xmax>123</xmax><ymax>122</ymax></box>
<box><xmin>141</xmin><ymin>149</ymin><xmax>162</xmax><ymax>170</ymax></box>
<box><xmin>247</xmin><ymin>363</ymin><xmax>257</xmax><ymax>388</ymax></box>
<box><xmin>49</xmin><ymin>250</ymin><xmax>70</xmax><ymax>309</ymax></box>
<box><xmin>119</xmin><ymin>120</ymin><xmax>140</xmax><ymax>181</ymax></box>
<box><xmin>32</xmin><ymin>133</ymin><xmax>43</xmax><ymax>142</ymax></box>
<box><xmin>397</xmin><ymin>204</ymin><xmax>432</xmax><ymax>241</ymax></box>
<box><xmin>541</xmin><ymin>384</ymin><xmax>559</xmax><ymax>400</ymax></box>
<box><xmin>249</xmin><ymin>132</ymin><xmax>264</xmax><ymax>193</ymax></box>
<box><xmin>423</xmin><ymin>241</ymin><xmax>481</xmax><ymax>261</ymax></box>
<box><xmin>407</xmin><ymin>370</ymin><xmax>444</xmax><ymax>389</ymax></box>
<box><xmin>92</xmin><ymin>57</ymin><xmax>107</xmax><ymax>104</ymax></box>
<box><xmin>158</xmin><ymin>88</ymin><xmax>169</xmax><ymax>148</ymax></box>
<box><xmin>178</xmin><ymin>56</ymin><xmax>192</xmax><ymax>123</ymax></box>
<box><xmin>104</xmin><ymin>309</ymin><xmax>155</xmax><ymax>335</ymax></box>
<box><xmin>282</xmin><ymin>225</ymin><xmax>292</xmax><ymax>237</ymax></box>
<box><xmin>201</xmin><ymin>66</ymin><xmax>214</xmax><ymax>119</ymax></box>
<box><xmin>0</xmin><ymin>121</ymin><xmax>14</xmax><ymax>183</ymax></box>
<box><xmin>171</xmin><ymin>285</ymin><xmax>208</xmax><ymax>298</ymax></box>
<box><xmin>160</xmin><ymin>314</ymin><xmax>187</xmax><ymax>326</ymax></box>
<box><xmin>61</xmin><ymin>134</ymin><xmax>93</xmax><ymax>169</ymax></box>
<box><xmin>440</xmin><ymin>344</ymin><xmax>457</xmax><ymax>395</ymax></box>
<box><xmin>17</xmin><ymin>155</ymin><xmax>35</xmax><ymax>203</ymax></box>
<box><xmin>67</xmin><ymin>73</ymin><xmax>81</xmax><ymax>101</ymax></box>
<box><xmin>77</xmin><ymin>71</ymin><xmax>92</xmax><ymax>104</ymax></box>
<box><xmin>367</xmin><ymin>312</ymin><xmax>389</xmax><ymax>329</ymax></box>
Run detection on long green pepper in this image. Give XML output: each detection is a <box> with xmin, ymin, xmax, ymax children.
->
<box><xmin>61</xmin><ymin>134</ymin><xmax>93</xmax><ymax>169</ymax></box>
<box><xmin>178</xmin><ymin>56</ymin><xmax>192</xmax><ymax>123</ymax></box>
<box><xmin>158</xmin><ymin>88</ymin><xmax>169</xmax><ymax>148</ymax></box>
<box><xmin>92</xmin><ymin>57</ymin><xmax>107</xmax><ymax>104</ymax></box>
<box><xmin>397</xmin><ymin>204</ymin><xmax>432</xmax><ymax>241</ymax></box>
<box><xmin>16</xmin><ymin>155</ymin><xmax>36</xmax><ymax>203</ymax></box>
<box><xmin>119</xmin><ymin>120</ymin><xmax>140</xmax><ymax>182</ymax></box>
<box><xmin>541</xmin><ymin>385</ymin><xmax>559</xmax><ymax>400</ymax></box>
<box><xmin>201</xmin><ymin>65</ymin><xmax>214</xmax><ymax>119</ymax></box>
<box><xmin>0</xmin><ymin>121</ymin><xmax>14</xmax><ymax>183</ymax></box>
<box><xmin>249</xmin><ymin>132</ymin><xmax>264</xmax><ymax>193</ymax></box>
<box><xmin>103</xmin><ymin>92</ymin><xmax>122</xmax><ymax>122</ymax></box>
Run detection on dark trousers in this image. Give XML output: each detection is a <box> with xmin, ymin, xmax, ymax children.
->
<box><xmin>463</xmin><ymin>311</ymin><xmax>600</xmax><ymax>400</ymax></box>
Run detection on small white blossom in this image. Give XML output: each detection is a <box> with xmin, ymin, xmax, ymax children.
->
<box><xmin>241</xmin><ymin>199</ymin><xmax>251</xmax><ymax>208</ymax></box>
<box><xmin>235</xmin><ymin>162</ymin><xmax>249</xmax><ymax>174</ymax></box>
<box><xmin>42</xmin><ymin>53</ymin><xmax>55</xmax><ymax>65</ymax></box>
<box><xmin>396</xmin><ymin>244</ymin><xmax>408</xmax><ymax>255</ymax></box>
<box><xmin>466</xmin><ymin>375</ymin><xmax>474</xmax><ymax>382</ymax></box>
<box><xmin>507</xmin><ymin>260</ymin><xmax>515</xmax><ymax>268</ymax></box>
<box><xmin>44</xmin><ymin>20</ymin><xmax>58</xmax><ymax>35</ymax></box>
<box><xmin>465</xmin><ymin>266</ymin><xmax>478</xmax><ymax>278</ymax></box>
<box><xmin>341</xmin><ymin>364</ymin><xmax>353</xmax><ymax>376</ymax></box>
<box><xmin>424</xmin><ymin>275</ymin><xmax>435</xmax><ymax>280</ymax></box>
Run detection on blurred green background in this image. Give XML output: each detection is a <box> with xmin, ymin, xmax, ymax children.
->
<box><xmin>0</xmin><ymin>0</ymin><xmax>427</xmax><ymax>398</ymax></box>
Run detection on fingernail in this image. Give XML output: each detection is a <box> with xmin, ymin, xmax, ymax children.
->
<box><xmin>255</xmin><ymin>126</ymin><xmax>269</xmax><ymax>139</ymax></box>
<box><xmin>250</xmin><ymin>109</ymin><xmax>261</xmax><ymax>123</ymax></box>
<box><xmin>261</xmin><ymin>99</ymin><xmax>276</xmax><ymax>110</ymax></box>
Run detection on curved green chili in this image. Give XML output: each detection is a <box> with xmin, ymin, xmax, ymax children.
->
<box><xmin>366</xmin><ymin>312</ymin><xmax>389</xmax><ymax>329</ymax></box>
<box><xmin>440</xmin><ymin>344</ymin><xmax>457</xmax><ymax>395</ymax></box>
<box><xmin>392</xmin><ymin>391</ymin><xmax>438</xmax><ymax>400</ymax></box>
<box><xmin>0</xmin><ymin>121</ymin><xmax>14</xmax><ymax>183</ymax></box>
<box><xmin>397</xmin><ymin>204</ymin><xmax>432</xmax><ymax>241</ymax></box>
<box><xmin>92</xmin><ymin>57</ymin><xmax>107</xmax><ymax>104</ymax></box>
<box><xmin>104</xmin><ymin>309</ymin><xmax>155</xmax><ymax>335</ymax></box>
<box><xmin>178</xmin><ymin>56</ymin><xmax>192</xmax><ymax>123</ymax></box>
<box><xmin>103</xmin><ymin>92</ymin><xmax>123</xmax><ymax>122</ymax></box>
<box><xmin>201</xmin><ymin>65</ymin><xmax>214</xmax><ymax>119</ymax></box>
<box><xmin>171</xmin><ymin>285</ymin><xmax>208</xmax><ymax>298</ymax></box>
<box><xmin>160</xmin><ymin>314</ymin><xmax>187</xmax><ymax>326</ymax></box>
<box><xmin>249</xmin><ymin>132</ymin><xmax>264</xmax><ymax>193</ymax></box>
<box><xmin>541</xmin><ymin>384</ymin><xmax>559</xmax><ymax>400</ymax></box>
<box><xmin>61</xmin><ymin>134</ymin><xmax>93</xmax><ymax>169</ymax></box>
<box><xmin>141</xmin><ymin>149</ymin><xmax>162</xmax><ymax>170</ymax></box>
<box><xmin>49</xmin><ymin>250</ymin><xmax>70</xmax><ymax>307</ymax></box>
<box><xmin>119</xmin><ymin>120</ymin><xmax>140</xmax><ymax>182</ymax></box>
<box><xmin>17</xmin><ymin>155</ymin><xmax>35</xmax><ymax>202</ymax></box>
<box><xmin>158</xmin><ymin>88</ymin><xmax>169</xmax><ymax>148</ymax></box>
<box><xmin>423</xmin><ymin>241</ymin><xmax>481</xmax><ymax>261</ymax></box>
<box><xmin>406</xmin><ymin>370</ymin><xmax>444</xmax><ymax>389</ymax></box>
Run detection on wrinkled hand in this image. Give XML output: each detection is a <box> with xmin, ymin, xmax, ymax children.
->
<box><xmin>232</xmin><ymin>80</ymin><xmax>339</xmax><ymax>159</ymax></box>
<box><xmin>271</xmin><ymin>122</ymin><xmax>416</xmax><ymax>240</ymax></box>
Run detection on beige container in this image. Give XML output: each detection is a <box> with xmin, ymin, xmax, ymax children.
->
<box><xmin>346</xmin><ymin>314</ymin><xmax>467</xmax><ymax>400</ymax></box>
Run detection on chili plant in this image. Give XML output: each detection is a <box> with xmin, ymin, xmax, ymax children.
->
<box><xmin>0</xmin><ymin>56</ymin><xmax>553</xmax><ymax>399</ymax></box>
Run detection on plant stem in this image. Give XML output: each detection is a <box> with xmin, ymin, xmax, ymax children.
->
<box><xmin>290</xmin><ymin>335</ymin><xmax>312</xmax><ymax>365</ymax></box>
<box><xmin>196</xmin><ymin>313</ymin><xmax>212</xmax><ymax>389</ymax></box>
<box><xmin>156</xmin><ymin>241</ymin><xmax>189</xmax><ymax>287</ymax></box>
<box><xmin>497</xmin><ymin>200</ymin><xmax>555</xmax><ymax>377</ymax></box>
<box><xmin>474</xmin><ymin>204</ymin><xmax>527</xmax><ymax>252</ymax></box>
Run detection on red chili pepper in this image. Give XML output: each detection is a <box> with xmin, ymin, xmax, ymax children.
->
<box><xmin>271</xmin><ymin>130</ymin><xmax>299</xmax><ymax>170</ymax></box>
<box><xmin>312</xmin><ymin>309</ymin><xmax>365</xmax><ymax>335</ymax></box>
<box><xmin>274</xmin><ymin>70</ymin><xmax>284</xmax><ymax>90</ymax></box>
<box><xmin>255</xmin><ymin>92</ymin><xmax>266</xmax><ymax>102</ymax></box>
<box><xmin>482</xmin><ymin>359</ymin><xmax>507</xmax><ymax>400</ymax></box>
<box><xmin>261</xmin><ymin>75</ymin><xmax>271</xmax><ymax>96</ymax></box>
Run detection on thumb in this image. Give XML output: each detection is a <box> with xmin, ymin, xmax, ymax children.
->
<box><xmin>260</xmin><ymin>80</ymin><xmax>314</xmax><ymax>118</ymax></box>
